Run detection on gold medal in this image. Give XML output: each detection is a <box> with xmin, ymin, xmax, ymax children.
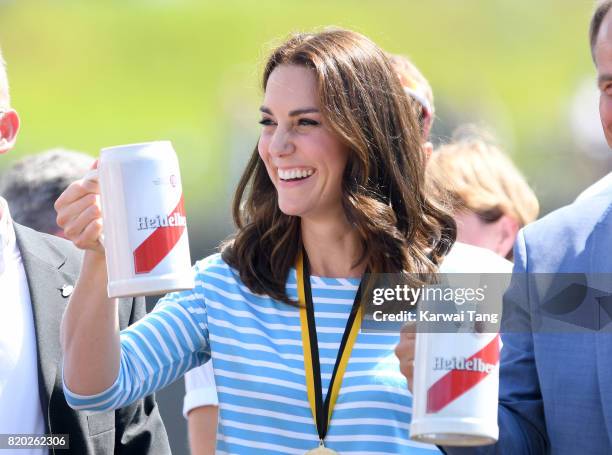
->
<box><xmin>305</xmin><ymin>441</ymin><xmax>340</xmax><ymax>454</ymax></box>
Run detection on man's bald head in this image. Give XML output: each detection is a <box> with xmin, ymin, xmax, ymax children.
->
<box><xmin>0</xmin><ymin>49</ymin><xmax>10</xmax><ymax>109</ymax></box>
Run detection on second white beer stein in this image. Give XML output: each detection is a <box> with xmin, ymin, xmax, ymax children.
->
<box><xmin>410</xmin><ymin>329</ymin><xmax>500</xmax><ymax>446</ymax></box>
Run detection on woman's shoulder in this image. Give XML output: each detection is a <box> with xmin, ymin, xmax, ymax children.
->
<box><xmin>192</xmin><ymin>253</ymin><xmax>283</xmax><ymax>307</ymax></box>
<box><xmin>193</xmin><ymin>253</ymin><xmax>240</xmax><ymax>281</ymax></box>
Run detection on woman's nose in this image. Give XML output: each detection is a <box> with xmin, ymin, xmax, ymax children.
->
<box><xmin>269</xmin><ymin>127</ymin><xmax>295</xmax><ymax>157</ymax></box>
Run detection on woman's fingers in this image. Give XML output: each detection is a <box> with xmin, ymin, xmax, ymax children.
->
<box><xmin>55</xmin><ymin>178</ymin><xmax>99</xmax><ymax>214</ymax></box>
<box><xmin>55</xmin><ymin>178</ymin><xmax>104</xmax><ymax>253</ymax></box>
<box><xmin>63</xmin><ymin>201</ymin><xmax>101</xmax><ymax>239</ymax></box>
<box><xmin>75</xmin><ymin>218</ymin><xmax>104</xmax><ymax>252</ymax></box>
<box><xmin>57</xmin><ymin>192</ymin><xmax>99</xmax><ymax>229</ymax></box>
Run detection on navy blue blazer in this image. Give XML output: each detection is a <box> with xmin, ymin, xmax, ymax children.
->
<box><xmin>445</xmin><ymin>192</ymin><xmax>612</xmax><ymax>454</ymax></box>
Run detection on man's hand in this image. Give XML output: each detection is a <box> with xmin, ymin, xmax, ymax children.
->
<box><xmin>395</xmin><ymin>323</ymin><xmax>416</xmax><ymax>391</ymax></box>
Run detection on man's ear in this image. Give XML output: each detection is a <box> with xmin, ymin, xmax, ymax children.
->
<box><xmin>0</xmin><ymin>109</ymin><xmax>20</xmax><ymax>154</ymax></box>
<box><xmin>495</xmin><ymin>214</ymin><xmax>520</xmax><ymax>258</ymax></box>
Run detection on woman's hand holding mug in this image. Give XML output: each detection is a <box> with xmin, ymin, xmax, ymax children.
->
<box><xmin>55</xmin><ymin>162</ymin><xmax>105</xmax><ymax>255</ymax></box>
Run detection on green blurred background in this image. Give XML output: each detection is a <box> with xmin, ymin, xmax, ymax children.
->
<box><xmin>0</xmin><ymin>0</ymin><xmax>608</xmax><ymax>452</ymax></box>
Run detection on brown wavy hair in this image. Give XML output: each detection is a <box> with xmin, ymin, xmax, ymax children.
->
<box><xmin>221</xmin><ymin>28</ymin><xmax>456</xmax><ymax>304</ymax></box>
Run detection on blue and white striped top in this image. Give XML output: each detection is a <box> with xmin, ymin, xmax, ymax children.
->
<box><xmin>64</xmin><ymin>253</ymin><xmax>440</xmax><ymax>454</ymax></box>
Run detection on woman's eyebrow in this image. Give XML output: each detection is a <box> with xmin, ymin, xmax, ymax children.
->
<box><xmin>259</xmin><ymin>106</ymin><xmax>320</xmax><ymax>116</ymax></box>
<box><xmin>289</xmin><ymin>107</ymin><xmax>319</xmax><ymax>116</ymax></box>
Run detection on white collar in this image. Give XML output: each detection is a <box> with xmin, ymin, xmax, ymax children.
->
<box><xmin>0</xmin><ymin>197</ymin><xmax>17</xmax><ymax>274</ymax></box>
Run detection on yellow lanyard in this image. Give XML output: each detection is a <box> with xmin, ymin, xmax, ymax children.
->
<box><xmin>297</xmin><ymin>250</ymin><xmax>363</xmax><ymax>442</ymax></box>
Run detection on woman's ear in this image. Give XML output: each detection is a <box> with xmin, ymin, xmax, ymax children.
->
<box><xmin>422</xmin><ymin>141</ymin><xmax>433</xmax><ymax>161</ymax></box>
<box><xmin>494</xmin><ymin>214</ymin><xmax>520</xmax><ymax>258</ymax></box>
<box><xmin>0</xmin><ymin>109</ymin><xmax>20</xmax><ymax>154</ymax></box>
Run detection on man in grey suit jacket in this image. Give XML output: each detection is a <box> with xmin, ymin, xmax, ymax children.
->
<box><xmin>396</xmin><ymin>1</ymin><xmax>612</xmax><ymax>453</ymax></box>
<box><xmin>0</xmin><ymin>48</ymin><xmax>170</xmax><ymax>453</ymax></box>
<box><xmin>14</xmin><ymin>224</ymin><xmax>171</xmax><ymax>453</ymax></box>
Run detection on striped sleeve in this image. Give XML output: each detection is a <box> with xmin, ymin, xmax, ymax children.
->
<box><xmin>63</xmin><ymin>260</ymin><xmax>212</xmax><ymax>411</ymax></box>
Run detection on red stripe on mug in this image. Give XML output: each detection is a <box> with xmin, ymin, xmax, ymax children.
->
<box><xmin>133</xmin><ymin>195</ymin><xmax>186</xmax><ymax>274</ymax></box>
<box><xmin>426</xmin><ymin>335</ymin><xmax>499</xmax><ymax>413</ymax></box>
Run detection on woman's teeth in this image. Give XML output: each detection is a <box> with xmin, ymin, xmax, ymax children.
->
<box><xmin>278</xmin><ymin>168</ymin><xmax>314</xmax><ymax>181</ymax></box>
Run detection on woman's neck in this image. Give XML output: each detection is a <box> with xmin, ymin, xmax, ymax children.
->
<box><xmin>301</xmin><ymin>215</ymin><xmax>365</xmax><ymax>278</ymax></box>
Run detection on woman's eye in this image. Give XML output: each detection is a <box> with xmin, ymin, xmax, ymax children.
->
<box><xmin>297</xmin><ymin>118</ymin><xmax>320</xmax><ymax>127</ymax></box>
<box><xmin>259</xmin><ymin>118</ymin><xmax>276</xmax><ymax>126</ymax></box>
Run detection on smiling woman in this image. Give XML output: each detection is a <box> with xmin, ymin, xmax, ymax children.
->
<box><xmin>56</xmin><ymin>28</ymin><xmax>456</xmax><ymax>454</ymax></box>
<box><xmin>223</xmin><ymin>30</ymin><xmax>455</xmax><ymax>304</ymax></box>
